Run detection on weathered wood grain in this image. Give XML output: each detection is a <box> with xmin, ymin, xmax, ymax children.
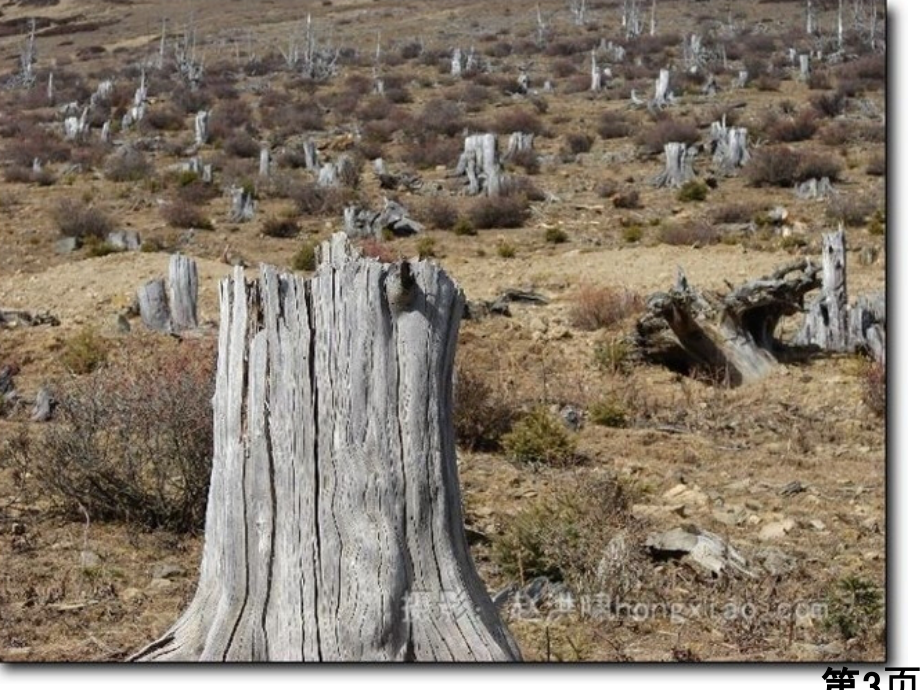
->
<box><xmin>131</xmin><ymin>233</ymin><xmax>520</xmax><ymax>662</ymax></box>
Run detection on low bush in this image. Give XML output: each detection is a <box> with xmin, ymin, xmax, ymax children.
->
<box><xmin>103</xmin><ymin>146</ymin><xmax>153</xmax><ymax>182</ymax></box>
<box><xmin>468</xmin><ymin>195</ymin><xmax>530</xmax><ymax>230</ymax></box>
<box><xmin>493</xmin><ymin>474</ymin><xmax>638</xmax><ymax>592</ymax></box>
<box><xmin>59</xmin><ymin>326</ymin><xmax>110</xmax><ymax>374</ymax></box>
<box><xmin>676</xmin><ymin>179</ymin><xmax>709</xmax><ymax>202</ymax></box>
<box><xmin>589</xmin><ymin>394</ymin><xmax>630</xmax><ymax>428</ymax></box>
<box><xmin>422</xmin><ymin>197</ymin><xmax>459</xmax><ymax>230</ymax></box>
<box><xmin>255</xmin><ymin>210</ymin><xmax>299</xmax><ymax>237</ymax></box>
<box><xmin>292</xmin><ymin>241</ymin><xmax>317</xmax><ymax>271</ymax></box>
<box><xmin>1</xmin><ymin>341</ymin><xmax>215</xmax><ymax>532</ymax></box>
<box><xmin>637</xmin><ymin>118</ymin><xmax>699</xmax><ymax>154</ymax></box>
<box><xmin>569</xmin><ymin>285</ymin><xmax>644</xmax><ymax>331</ymax></box>
<box><xmin>566</xmin><ymin>132</ymin><xmax>594</xmax><ymax>154</ymax></box>
<box><xmin>658</xmin><ymin>220</ymin><xmax>721</xmax><ymax>246</ymax></box>
<box><xmin>500</xmin><ymin>407</ymin><xmax>576</xmax><ymax>467</ymax></box>
<box><xmin>825</xmin><ymin>195</ymin><xmax>876</xmax><ymax>226</ymax></box>
<box><xmin>453</xmin><ymin>366</ymin><xmax>517</xmax><ymax>451</ymax></box>
<box><xmin>161</xmin><ymin>199</ymin><xmax>213</xmax><ymax>230</ymax></box>
<box><xmin>598</xmin><ymin>111</ymin><xmax>633</xmax><ymax>140</ymax></box>
<box><xmin>545</xmin><ymin>226</ymin><xmax>568</xmax><ymax>244</ymax></box>
<box><xmin>52</xmin><ymin>199</ymin><xmax>115</xmax><ymax>240</ymax></box>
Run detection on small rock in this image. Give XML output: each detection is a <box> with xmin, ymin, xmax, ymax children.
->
<box><xmin>148</xmin><ymin>578</ymin><xmax>175</xmax><ymax>592</ymax></box>
<box><xmin>116</xmin><ymin>313</ymin><xmax>131</xmax><ymax>333</ymax></box>
<box><xmin>756</xmin><ymin>547</ymin><xmax>798</xmax><ymax>576</ymax></box>
<box><xmin>80</xmin><ymin>550</ymin><xmax>102</xmax><ymax>568</ymax></box>
<box><xmin>758</xmin><ymin>518</ymin><xmax>796</xmax><ymax>541</ymax></box>
<box><xmin>809</xmin><ymin>519</ymin><xmax>827</xmax><ymax>532</ymax></box>
<box><xmin>55</xmin><ymin>237</ymin><xmax>82</xmax><ymax>254</ymax></box>
<box><xmin>120</xmin><ymin>587</ymin><xmax>144</xmax><ymax>603</ymax></box>
<box><xmin>663</xmin><ymin>484</ymin><xmax>709</xmax><ymax>507</ymax></box>
<box><xmin>106</xmin><ymin>230</ymin><xmax>141</xmax><ymax>251</ymax></box>
<box><xmin>151</xmin><ymin>563</ymin><xmax>185</xmax><ymax>580</ymax></box>
<box><xmin>778</xmin><ymin>480</ymin><xmax>806</xmax><ymax>496</ymax></box>
<box><xmin>712</xmin><ymin>504</ymin><xmax>748</xmax><ymax>527</ymax></box>
<box><xmin>11</xmin><ymin>522</ymin><xmax>26</xmax><ymax>536</ymax></box>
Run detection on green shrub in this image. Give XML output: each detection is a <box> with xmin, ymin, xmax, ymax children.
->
<box><xmin>621</xmin><ymin>225</ymin><xmax>644</xmax><ymax>243</ymax></box>
<box><xmin>593</xmin><ymin>339</ymin><xmax>632</xmax><ymax>373</ymax></box>
<box><xmin>416</xmin><ymin>236</ymin><xmax>437</xmax><ymax>259</ymax></box>
<box><xmin>824</xmin><ymin>575</ymin><xmax>883</xmax><ymax>641</ymax></box>
<box><xmin>60</xmin><ymin>326</ymin><xmax>110</xmax><ymax>375</ymax></box>
<box><xmin>589</xmin><ymin>395</ymin><xmax>630</xmax><ymax>428</ymax></box>
<box><xmin>493</xmin><ymin>475</ymin><xmax>637</xmax><ymax>592</ymax></box>
<box><xmin>292</xmin><ymin>241</ymin><xmax>317</xmax><ymax>271</ymax></box>
<box><xmin>497</xmin><ymin>239</ymin><xmax>516</xmax><ymax>258</ymax></box>
<box><xmin>501</xmin><ymin>407</ymin><xmax>576</xmax><ymax>466</ymax></box>
<box><xmin>676</xmin><ymin>179</ymin><xmax>708</xmax><ymax>202</ymax></box>
<box><xmin>545</xmin><ymin>226</ymin><xmax>569</xmax><ymax>244</ymax></box>
<box><xmin>452</xmin><ymin>217</ymin><xmax>477</xmax><ymax>236</ymax></box>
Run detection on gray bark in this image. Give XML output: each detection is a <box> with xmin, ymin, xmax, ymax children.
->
<box><xmin>130</xmin><ymin>234</ymin><xmax>521</xmax><ymax>661</ymax></box>
<box><xmin>229</xmin><ymin>186</ymin><xmax>256</xmax><ymax>222</ymax></box>
<box><xmin>455</xmin><ymin>134</ymin><xmax>505</xmax><ymax>196</ymax></box>
<box><xmin>343</xmin><ymin>198</ymin><xmax>424</xmax><ymax>240</ymax></box>
<box><xmin>31</xmin><ymin>386</ymin><xmax>54</xmax><ymax>422</ymax></box>
<box><xmin>633</xmin><ymin>260</ymin><xmax>821</xmax><ymax>386</ymax></box>
<box><xmin>709</xmin><ymin>118</ymin><xmax>750</xmax><ymax>174</ymax></box>
<box><xmin>795</xmin><ymin>177</ymin><xmax>836</xmax><ymax>200</ymax></box>
<box><xmin>194</xmin><ymin>110</ymin><xmax>210</xmax><ymax>147</ymax></box>
<box><xmin>138</xmin><ymin>278</ymin><xmax>171</xmax><ymax>332</ymax></box>
<box><xmin>304</xmin><ymin>140</ymin><xmax>320</xmax><ymax>172</ymax></box>
<box><xmin>652</xmin><ymin>142</ymin><xmax>696</xmax><ymax>188</ymax></box>
<box><xmin>794</xmin><ymin>229</ymin><xmax>848</xmax><ymax>352</ymax></box>
<box><xmin>505</xmin><ymin>132</ymin><xmax>535</xmax><ymax>160</ymax></box>
<box><xmin>259</xmin><ymin>145</ymin><xmax>271</xmax><ymax>178</ymax></box>
<box><xmin>168</xmin><ymin>254</ymin><xmax>199</xmax><ymax>331</ymax></box>
<box><xmin>650</xmin><ymin>68</ymin><xmax>673</xmax><ymax>109</ymax></box>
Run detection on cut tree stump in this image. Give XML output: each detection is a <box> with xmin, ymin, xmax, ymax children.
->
<box><xmin>130</xmin><ymin>234</ymin><xmax>520</xmax><ymax>662</ymax></box>
<box><xmin>137</xmin><ymin>255</ymin><xmax>199</xmax><ymax>333</ymax></box>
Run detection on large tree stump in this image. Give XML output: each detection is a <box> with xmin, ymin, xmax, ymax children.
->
<box><xmin>130</xmin><ymin>234</ymin><xmax>520</xmax><ymax>662</ymax></box>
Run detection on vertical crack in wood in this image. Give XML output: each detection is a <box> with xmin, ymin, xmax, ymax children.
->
<box><xmin>307</xmin><ymin>277</ymin><xmax>323</xmax><ymax>661</ymax></box>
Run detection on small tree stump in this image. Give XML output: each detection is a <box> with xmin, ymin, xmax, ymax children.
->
<box><xmin>138</xmin><ymin>278</ymin><xmax>171</xmax><ymax>332</ymax></box>
<box><xmin>130</xmin><ymin>234</ymin><xmax>520</xmax><ymax>662</ymax></box>
<box><xmin>652</xmin><ymin>142</ymin><xmax>696</xmax><ymax>188</ymax></box>
<box><xmin>455</xmin><ymin>134</ymin><xmax>505</xmax><ymax>196</ymax></box>
<box><xmin>168</xmin><ymin>254</ymin><xmax>199</xmax><ymax>331</ymax></box>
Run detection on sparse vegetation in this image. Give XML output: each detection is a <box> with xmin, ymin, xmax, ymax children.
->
<box><xmin>52</xmin><ymin>199</ymin><xmax>115</xmax><ymax>240</ymax></box>
<box><xmin>570</xmin><ymin>285</ymin><xmax>643</xmax><ymax>331</ymax></box>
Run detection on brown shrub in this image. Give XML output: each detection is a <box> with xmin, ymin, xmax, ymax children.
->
<box><xmin>658</xmin><ymin>220</ymin><xmax>722</xmax><ymax>246</ymax></box>
<box><xmin>810</xmin><ymin>90</ymin><xmax>847</xmax><ymax>118</ymax></box>
<box><xmin>421</xmin><ymin>197</ymin><xmax>459</xmax><ymax>230</ymax></box>
<box><xmin>1</xmin><ymin>340</ymin><xmax>215</xmax><ymax>532</ymax></box>
<box><xmin>402</xmin><ymin>135</ymin><xmax>460</xmax><ymax>169</ymax></box>
<box><xmin>566</xmin><ymin>132</ymin><xmax>595</xmax><ymax>154</ymax></box>
<box><xmin>709</xmin><ymin>202</ymin><xmax>762</xmax><ymax>225</ymax></box>
<box><xmin>453</xmin><ymin>366</ymin><xmax>517</xmax><ymax>451</ymax></box>
<box><xmin>3</xmin><ymin>124</ymin><xmax>71</xmax><ymax>167</ymax></box>
<box><xmin>103</xmin><ymin>146</ymin><xmax>153</xmax><ymax>182</ymax></box>
<box><xmin>358</xmin><ymin>238</ymin><xmax>398</xmax><ymax>262</ymax></box>
<box><xmin>52</xmin><ymin>199</ymin><xmax>115</xmax><ymax>239</ymax></box>
<box><xmin>142</xmin><ymin>104</ymin><xmax>186</xmax><ymax>131</ymax></box>
<box><xmin>492</xmin><ymin>107</ymin><xmax>544</xmax><ymax>135</ymax></box>
<box><xmin>468</xmin><ymin>194</ymin><xmax>530</xmax><ymax>229</ymax></box>
<box><xmin>765</xmin><ymin>109</ymin><xmax>819</xmax><ymax>142</ymax></box>
<box><xmin>637</xmin><ymin>118</ymin><xmax>699</xmax><ymax>153</ymax></box>
<box><xmin>598</xmin><ymin>111</ymin><xmax>632</xmax><ymax>139</ymax></box>
<box><xmin>162</xmin><ymin>199</ymin><xmax>213</xmax><ymax>230</ymax></box>
<box><xmin>569</xmin><ymin>285</ymin><xmax>644</xmax><ymax>331</ymax></box>
<box><xmin>825</xmin><ymin>195</ymin><xmax>877</xmax><ymax>226</ymax></box>
<box><xmin>261</xmin><ymin>215</ymin><xmax>301</xmax><ymax>238</ymax></box>
<box><xmin>287</xmin><ymin>182</ymin><xmax>356</xmax><ymax>216</ymax></box>
<box><xmin>223</xmin><ymin>133</ymin><xmax>261</xmax><ymax>158</ymax></box>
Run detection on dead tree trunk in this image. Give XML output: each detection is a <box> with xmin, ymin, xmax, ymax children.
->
<box><xmin>168</xmin><ymin>254</ymin><xmax>199</xmax><ymax>331</ymax></box>
<box><xmin>455</xmin><ymin>134</ymin><xmax>505</xmax><ymax>196</ymax></box>
<box><xmin>709</xmin><ymin>119</ymin><xmax>750</xmax><ymax>174</ymax></box>
<box><xmin>138</xmin><ymin>279</ymin><xmax>171</xmax><ymax>332</ymax></box>
<box><xmin>229</xmin><ymin>186</ymin><xmax>256</xmax><ymax>222</ymax></box>
<box><xmin>138</xmin><ymin>255</ymin><xmax>200</xmax><ymax>333</ymax></box>
<box><xmin>633</xmin><ymin>261</ymin><xmax>821</xmax><ymax>386</ymax></box>
<box><xmin>794</xmin><ymin>229</ymin><xmax>848</xmax><ymax>351</ymax></box>
<box><xmin>652</xmin><ymin>142</ymin><xmax>696</xmax><ymax>188</ymax></box>
<box><xmin>194</xmin><ymin>110</ymin><xmax>210</xmax><ymax>147</ymax></box>
<box><xmin>130</xmin><ymin>234</ymin><xmax>521</xmax><ymax>661</ymax></box>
